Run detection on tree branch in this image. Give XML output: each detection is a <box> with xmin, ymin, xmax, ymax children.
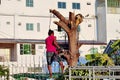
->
<box><xmin>77</xmin><ymin>43</ymin><xmax>83</xmax><ymax>49</ymax></box>
<box><xmin>54</xmin><ymin>21</ymin><xmax>70</xmax><ymax>33</ymax></box>
<box><xmin>75</xmin><ymin>14</ymin><xmax>83</xmax><ymax>28</ymax></box>
<box><xmin>50</xmin><ymin>9</ymin><xmax>69</xmax><ymax>25</ymax></box>
<box><xmin>69</xmin><ymin>12</ymin><xmax>75</xmax><ymax>29</ymax></box>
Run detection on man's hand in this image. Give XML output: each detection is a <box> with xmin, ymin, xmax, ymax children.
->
<box><xmin>57</xmin><ymin>47</ymin><xmax>64</xmax><ymax>53</ymax></box>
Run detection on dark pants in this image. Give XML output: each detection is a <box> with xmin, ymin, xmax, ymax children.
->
<box><xmin>46</xmin><ymin>52</ymin><xmax>62</xmax><ymax>65</ymax></box>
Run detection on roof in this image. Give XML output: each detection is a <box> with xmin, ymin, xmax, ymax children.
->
<box><xmin>58</xmin><ymin>40</ymin><xmax>106</xmax><ymax>45</ymax></box>
<box><xmin>0</xmin><ymin>38</ymin><xmax>44</xmax><ymax>44</ymax></box>
<box><xmin>0</xmin><ymin>38</ymin><xmax>106</xmax><ymax>45</ymax></box>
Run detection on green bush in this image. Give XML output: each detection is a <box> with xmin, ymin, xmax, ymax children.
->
<box><xmin>0</xmin><ymin>65</ymin><xmax>9</xmax><ymax>80</ymax></box>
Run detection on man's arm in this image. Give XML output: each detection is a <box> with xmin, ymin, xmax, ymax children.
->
<box><xmin>53</xmin><ymin>36</ymin><xmax>60</xmax><ymax>49</ymax></box>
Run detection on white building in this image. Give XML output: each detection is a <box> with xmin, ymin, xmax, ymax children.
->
<box><xmin>0</xmin><ymin>0</ymin><xmax>119</xmax><ymax>73</ymax></box>
<box><xmin>0</xmin><ymin>0</ymin><xmax>96</xmax><ymax>61</ymax></box>
<box><xmin>96</xmin><ymin>0</ymin><xmax>120</xmax><ymax>42</ymax></box>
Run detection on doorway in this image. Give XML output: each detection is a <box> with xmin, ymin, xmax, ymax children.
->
<box><xmin>0</xmin><ymin>48</ymin><xmax>10</xmax><ymax>62</ymax></box>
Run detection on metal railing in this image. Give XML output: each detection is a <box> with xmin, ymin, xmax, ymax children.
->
<box><xmin>65</xmin><ymin>66</ymin><xmax>120</xmax><ymax>80</ymax></box>
<box><xmin>0</xmin><ymin>63</ymin><xmax>43</xmax><ymax>80</ymax></box>
<box><xmin>1</xmin><ymin>56</ymin><xmax>120</xmax><ymax>80</ymax></box>
<box><xmin>3</xmin><ymin>63</ymin><xmax>62</xmax><ymax>80</ymax></box>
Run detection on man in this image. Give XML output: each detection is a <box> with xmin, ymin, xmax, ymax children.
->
<box><xmin>45</xmin><ymin>29</ymin><xmax>64</xmax><ymax>78</ymax></box>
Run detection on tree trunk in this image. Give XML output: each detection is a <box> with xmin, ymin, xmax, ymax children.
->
<box><xmin>50</xmin><ymin>9</ymin><xmax>83</xmax><ymax>66</ymax></box>
<box><xmin>67</xmin><ymin>30</ymin><xmax>80</xmax><ymax>66</ymax></box>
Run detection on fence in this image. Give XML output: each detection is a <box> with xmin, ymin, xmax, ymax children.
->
<box><xmin>1</xmin><ymin>56</ymin><xmax>120</xmax><ymax>80</ymax></box>
<box><xmin>0</xmin><ymin>55</ymin><xmax>46</xmax><ymax>80</ymax></box>
<box><xmin>65</xmin><ymin>66</ymin><xmax>120</xmax><ymax>80</ymax></box>
<box><xmin>0</xmin><ymin>55</ymin><xmax>63</xmax><ymax>80</ymax></box>
<box><xmin>0</xmin><ymin>62</ymin><xmax>42</xmax><ymax>80</ymax></box>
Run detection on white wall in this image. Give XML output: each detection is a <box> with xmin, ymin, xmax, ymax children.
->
<box><xmin>14</xmin><ymin>15</ymin><xmax>50</xmax><ymax>39</ymax></box>
<box><xmin>107</xmin><ymin>14</ymin><xmax>120</xmax><ymax>42</ymax></box>
<box><xmin>0</xmin><ymin>15</ymin><xmax>14</xmax><ymax>38</ymax></box>
<box><xmin>79</xmin><ymin>19</ymin><xmax>96</xmax><ymax>40</ymax></box>
<box><xmin>0</xmin><ymin>0</ymin><xmax>97</xmax><ymax>41</ymax></box>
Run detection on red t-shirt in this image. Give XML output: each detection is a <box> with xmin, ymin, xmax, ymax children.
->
<box><xmin>45</xmin><ymin>35</ymin><xmax>56</xmax><ymax>52</ymax></box>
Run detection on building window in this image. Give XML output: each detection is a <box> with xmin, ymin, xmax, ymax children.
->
<box><xmin>37</xmin><ymin>23</ymin><xmax>40</xmax><ymax>32</ymax></box>
<box><xmin>58</xmin><ymin>2</ymin><xmax>66</xmax><ymax>9</ymax></box>
<box><xmin>107</xmin><ymin>0</ymin><xmax>120</xmax><ymax>14</ymax></box>
<box><xmin>26</xmin><ymin>23</ymin><xmax>34</xmax><ymax>31</ymax></box>
<box><xmin>107</xmin><ymin>0</ymin><xmax>120</xmax><ymax>8</ymax></box>
<box><xmin>0</xmin><ymin>0</ymin><xmax>1</xmax><ymax>4</ymax></box>
<box><xmin>20</xmin><ymin>44</ymin><xmax>35</xmax><ymax>55</ymax></box>
<box><xmin>72</xmin><ymin>2</ymin><xmax>80</xmax><ymax>9</ymax></box>
<box><xmin>26</xmin><ymin>0</ymin><xmax>33</xmax><ymax>7</ymax></box>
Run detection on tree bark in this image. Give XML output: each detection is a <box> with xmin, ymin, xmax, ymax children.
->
<box><xmin>50</xmin><ymin>9</ymin><xmax>83</xmax><ymax>66</ymax></box>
